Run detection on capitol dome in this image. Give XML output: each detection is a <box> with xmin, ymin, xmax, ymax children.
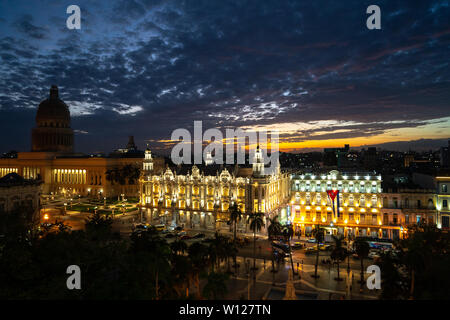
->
<box><xmin>31</xmin><ymin>85</ymin><xmax>74</xmax><ymax>153</ymax></box>
<box><xmin>35</xmin><ymin>85</ymin><xmax>71</xmax><ymax>128</ymax></box>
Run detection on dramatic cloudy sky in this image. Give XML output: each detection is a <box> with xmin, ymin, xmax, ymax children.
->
<box><xmin>0</xmin><ymin>0</ymin><xmax>449</xmax><ymax>154</ymax></box>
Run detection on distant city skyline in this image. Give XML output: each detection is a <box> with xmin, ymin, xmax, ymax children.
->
<box><xmin>0</xmin><ymin>0</ymin><xmax>449</xmax><ymax>154</ymax></box>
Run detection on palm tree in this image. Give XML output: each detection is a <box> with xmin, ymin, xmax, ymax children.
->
<box><xmin>129</xmin><ymin>227</ymin><xmax>171</xmax><ymax>299</ymax></box>
<box><xmin>354</xmin><ymin>238</ymin><xmax>370</xmax><ymax>286</ymax></box>
<box><xmin>187</xmin><ymin>242</ymin><xmax>209</xmax><ymax>299</ymax></box>
<box><xmin>224</xmin><ymin>239</ymin><xmax>238</xmax><ymax>274</ymax></box>
<box><xmin>331</xmin><ymin>234</ymin><xmax>346</xmax><ymax>281</ymax></box>
<box><xmin>105</xmin><ymin>168</ymin><xmax>120</xmax><ymax>197</ymax></box>
<box><xmin>209</xmin><ymin>232</ymin><xmax>229</xmax><ymax>271</ymax></box>
<box><xmin>247</xmin><ymin>211</ymin><xmax>265</xmax><ymax>274</ymax></box>
<box><xmin>267</xmin><ymin>215</ymin><xmax>282</xmax><ymax>240</ymax></box>
<box><xmin>229</xmin><ymin>203</ymin><xmax>242</xmax><ymax>272</ymax></box>
<box><xmin>202</xmin><ymin>272</ymin><xmax>229</xmax><ymax>299</ymax></box>
<box><xmin>229</xmin><ymin>203</ymin><xmax>242</xmax><ymax>243</ymax></box>
<box><xmin>171</xmin><ymin>254</ymin><xmax>193</xmax><ymax>297</ymax></box>
<box><xmin>105</xmin><ymin>165</ymin><xmax>141</xmax><ymax>196</ymax></box>
<box><xmin>282</xmin><ymin>223</ymin><xmax>296</xmax><ymax>275</ymax></box>
<box><xmin>311</xmin><ymin>225</ymin><xmax>325</xmax><ymax>278</ymax></box>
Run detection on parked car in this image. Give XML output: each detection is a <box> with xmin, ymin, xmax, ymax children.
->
<box><xmin>192</xmin><ymin>233</ymin><xmax>205</xmax><ymax>239</ymax></box>
<box><xmin>305</xmin><ymin>247</ymin><xmax>318</xmax><ymax>254</ymax></box>
<box><xmin>165</xmin><ymin>233</ymin><xmax>175</xmax><ymax>238</ymax></box>
<box><xmin>306</xmin><ymin>238</ymin><xmax>317</xmax><ymax>243</ymax></box>
<box><xmin>272</xmin><ymin>241</ymin><xmax>290</xmax><ymax>253</ymax></box>
<box><xmin>273</xmin><ymin>249</ymin><xmax>288</xmax><ymax>260</ymax></box>
<box><xmin>180</xmin><ymin>235</ymin><xmax>191</xmax><ymax>240</ymax></box>
<box><xmin>134</xmin><ymin>224</ymin><xmax>149</xmax><ymax>233</ymax></box>
<box><xmin>368</xmin><ymin>251</ymin><xmax>380</xmax><ymax>260</ymax></box>
<box><xmin>291</xmin><ymin>242</ymin><xmax>303</xmax><ymax>249</ymax></box>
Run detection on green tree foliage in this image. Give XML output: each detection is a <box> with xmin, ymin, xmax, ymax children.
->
<box><xmin>267</xmin><ymin>215</ymin><xmax>282</xmax><ymax>240</ymax></box>
<box><xmin>202</xmin><ymin>272</ymin><xmax>229</xmax><ymax>299</ymax></box>
<box><xmin>354</xmin><ymin>237</ymin><xmax>370</xmax><ymax>285</ymax></box>
<box><xmin>330</xmin><ymin>234</ymin><xmax>347</xmax><ymax>281</ymax></box>
<box><xmin>247</xmin><ymin>212</ymin><xmax>265</xmax><ymax>272</ymax></box>
<box><xmin>105</xmin><ymin>164</ymin><xmax>141</xmax><ymax>186</ymax></box>
<box><xmin>379</xmin><ymin>221</ymin><xmax>450</xmax><ymax>300</ymax></box>
<box><xmin>312</xmin><ymin>226</ymin><xmax>324</xmax><ymax>278</ymax></box>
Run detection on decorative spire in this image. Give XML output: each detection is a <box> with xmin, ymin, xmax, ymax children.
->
<box><xmin>283</xmin><ymin>267</ymin><xmax>298</xmax><ymax>300</ymax></box>
<box><xmin>126</xmin><ymin>136</ymin><xmax>137</xmax><ymax>150</ymax></box>
<box><xmin>49</xmin><ymin>85</ymin><xmax>59</xmax><ymax>99</ymax></box>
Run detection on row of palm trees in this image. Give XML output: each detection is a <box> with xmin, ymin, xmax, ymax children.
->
<box><xmin>267</xmin><ymin>218</ymin><xmax>371</xmax><ymax>286</ymax></box>
<box><xmin>135</xmin><ymin>226</ymin><xmax>239</xmax><ymax>299</ymax></box>
<box><xmin>171</xmin><ymin>203</ymin><xmax>372</xmax><ymax>296</ymax></box>
<box><xmin>228</xmin><ymin>203</ymin><xmax>266</xmax><ymax>276</ymax></box>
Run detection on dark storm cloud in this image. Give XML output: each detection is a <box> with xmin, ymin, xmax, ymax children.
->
<box><xmin>12</xmin><ymin>14</ymin><xmax>48</xmax><ymax>39</ymax></box>
<box><xmin>0</xmin><ymin>0</ymin><xmax>449</xmax><ymax>153</ymax></box>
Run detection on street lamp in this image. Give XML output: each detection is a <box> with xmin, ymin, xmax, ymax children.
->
<box><xmin>347</xmin><ymin>232</ymin><xmax>351</xmax><ymax>274</ymax></box>
<box><xmin>63</xmin><ymin>203</ymin><xmax>67</xmax><ymax>215</ymax></box>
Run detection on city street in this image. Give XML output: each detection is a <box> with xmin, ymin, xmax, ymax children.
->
<box><xmin>40</xmin><ymin>205</ymin><xmax>381</xmax><ymax>300</ymax></box>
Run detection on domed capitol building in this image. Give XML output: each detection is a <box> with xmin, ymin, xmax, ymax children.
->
<box><xmin>0</xmin><ymin>85</ymin><xmax>164</xmax><ymax>198</ymax></box>
<box><xmin>31</xmin><ymin>85</ymin><xmax>74</xmax><ymax>153</ymax></box>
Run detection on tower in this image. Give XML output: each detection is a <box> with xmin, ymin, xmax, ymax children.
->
<box><xmin>143</xmin><ymin>145</ymin><xmax>154</xmax><ymax>172</ymax></box>
<box><xmin>126</xmin><ymin>136</ymin><xmax>137</xmax><ymax>151</ymax></box>
<box><xmin>31</xmin><ymin>85</ymin><xmax>74</xmax><ymax>153</ymax></box>
<box><xmin>252</xmin><ymin>145</ymin><xmax>265</xmax><ymax>177</ymax></box>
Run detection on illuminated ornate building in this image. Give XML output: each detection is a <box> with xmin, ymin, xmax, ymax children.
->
<box><xmin>290</xmin><ymin>170</ymin><xmax>388</xmax><ymax>238</ymax></box>
<box><xmin>0</xmin><ymin>86</ymin><xmax>164</xmax><ymax>197</ymax></box>
<box><xmin>0</xmin><ymin>173</ymin><xmax>43</xmax><ymax>223</ymax></box>
<box><xmin>290</xmin><ymin>170</ymin><xmax>447</xmax><ymax>240</ymax></box>
<box><xmin>139</xmin><ymin>147</ymin><xmax>291</xmax><ymax>231</ymax></box>
<box><xmin>379</xmin><ymin>188</ymin><xmax>436</xmax><ymax>239</ymax></box>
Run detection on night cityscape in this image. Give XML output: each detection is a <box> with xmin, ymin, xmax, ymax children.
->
<box><xmin>0</xmin><ymin>0</ymin><xmax>449</xmax><ymax>310</ymax></box>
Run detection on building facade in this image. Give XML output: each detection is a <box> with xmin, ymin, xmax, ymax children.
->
<box><xmin>0</xmin><ymin>86</ymin><xmax>164</xmax><ymax>198</ymax></box>
<box><xmin>380</xmin><ymin>188</ymin><xmax>436</xmax><ymax>239</ymax></box>
<box><xmin>436</xmin><ymin>176</ymin><xmax>450</xmax><ymax>229</ymax></box>
<box><xmin>0</xmin><ymin>173</ymin><xmax>43</xmax><ymax>222</ymax></box>
<box><xmin>139</xmin><ymin>148</ymin><xmax>291</xmax><ymax>232</ymax></box>
<box><xmin>290</xmin><ymin>170</ymin><xmax>387</xmax><ymax>239</ymax></box>
<box><xmin>290</xmin><ymin>170</ymin><xmax>449</xmax><ymax>240</ymax></box>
